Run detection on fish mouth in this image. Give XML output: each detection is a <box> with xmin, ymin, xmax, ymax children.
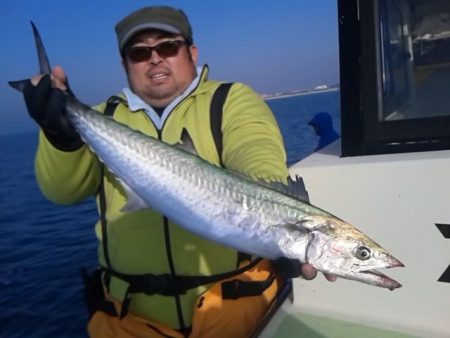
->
<box><xmin>350</xmin><ymin>258</ymin><xmax>404</xmax><ymax>290</ymax></box>
<box><xmin>358</xmin><ymin>269</ymin><xmax>402</xmax><ymax>290</ymax></box>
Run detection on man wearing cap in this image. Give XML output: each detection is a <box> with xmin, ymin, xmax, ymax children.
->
<box><xmin>22</xmin><ymin>5</ymin><xmax>329</xmax><ymax>338</ymax></box>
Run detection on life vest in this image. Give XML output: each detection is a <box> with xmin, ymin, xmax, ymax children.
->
<box><xmin>95</xmin><ymin>83</ymin><xmax>276</xmax><ymax>320</ymax></box>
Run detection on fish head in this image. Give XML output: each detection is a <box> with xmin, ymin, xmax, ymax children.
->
<box><xmin>303</xmin><ymin>216</ymin><xmax>404</xmax><ymax>289</ymax></box>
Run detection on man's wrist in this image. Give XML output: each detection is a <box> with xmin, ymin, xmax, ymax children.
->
<box><xmin>43</xmin><ymin>130</ymin><xmax>83</xmax><ymax>152</ymax></box>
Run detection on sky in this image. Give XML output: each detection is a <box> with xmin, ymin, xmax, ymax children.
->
<box><xmin>0</xmin><ymin>0</ymin><xmax>339</xmax><ymax>136</ymax></box>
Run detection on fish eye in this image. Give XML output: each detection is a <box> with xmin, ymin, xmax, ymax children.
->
<box><xmin>356</xmin><ymin>246</ymin><xmax>371</xmax><ymax>260</ymax></box>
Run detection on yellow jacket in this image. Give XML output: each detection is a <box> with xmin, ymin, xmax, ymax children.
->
<box><xmin>34</xmin><ymin>66</ymin><xmax>288</xmax><ymax>328</ymax></box>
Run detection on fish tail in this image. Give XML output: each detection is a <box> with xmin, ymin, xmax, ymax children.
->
<box><xmin>8</xmin><ymin>21</ymin><xmax>51</xmax><ymax>92</ymax></box>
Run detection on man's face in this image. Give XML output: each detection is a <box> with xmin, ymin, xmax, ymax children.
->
<box><xmin>123</xmin><ymin>30</ymin><xmax>198</xmax><ymax>108</ymax></box>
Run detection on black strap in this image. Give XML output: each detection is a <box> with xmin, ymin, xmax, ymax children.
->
<box><xmin>237</xmin><ymin>251</ymin><xmax>252</xmax><ymax>266</ymax></box>
<box><xmin>222</xmin><ymin>275</ymin><xmax>276</xmax><ymax>300</ymax></box>
<box><xmin>81</xmin><ymin>267</ymin><xmax>118</xmax><ymax>318</ymax></box>
<box><xmin>110</xmin><ymin>257</ymin><xmax>264</xmax><ymax>319</ymax></box>
<box><xmin>103</xmin><ymin>257</ymin><xmax>263</xmax><ymax>297</ymax></box>
<box><xmin>163</xmin><ymin>216</ymin><xmax>186</xmax><ymax>329</ymax></box>
<box><xmin>86</xmin><ymin>95</ymin><xmax>124</xmax><ymax>316</ymax></box>
<box><xmin>104</xmin><ymin>95</ymin><xmax>124</xmax><ymax>117</ymax></box>
<box><xmin>210</xmin><ymin>83</ymin><xmax>233</xmax><ymax>167</ymax></box>
<box><xmin>97</xmin><ymin>96</ymin><xmax>124</xmax><ymax>273</ymax></box>
<box><xmin>98</xmin><ymin>170</ymin><xmax>112</xmax><ymax>270</ymax></box>
<box><xmin>209</xmin><ymin>83</ymin><xmax>252</xmax><ymax>268</ymax></box>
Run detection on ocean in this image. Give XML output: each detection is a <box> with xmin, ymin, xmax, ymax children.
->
<box><xmin>0</xmin><ymin>90</ymin><xmax>340</xmax><ymax>337</ymax></box>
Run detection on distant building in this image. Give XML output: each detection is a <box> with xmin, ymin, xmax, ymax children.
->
<box><xmin>313</xmin><ymin>84</ymin><xmax>329</xmax><ymax>91</ymax></box>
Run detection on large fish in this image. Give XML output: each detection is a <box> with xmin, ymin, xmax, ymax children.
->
<box><xmin>10</xmin><ymin>23</ymin><xmax>404</xmax><ymax>290</ymax></box>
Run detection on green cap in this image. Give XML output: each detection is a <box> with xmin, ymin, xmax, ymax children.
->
<box><xmin>116</xmin><ymin>6</ymin><xmax>193</xmax><ymax>53</ymax></box>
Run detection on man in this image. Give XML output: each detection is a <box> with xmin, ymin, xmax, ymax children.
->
<box><xmin>308</xmin><ymin>111</ymin><xmax>340</xmax><ymax>151</ymax></box>
<box><xmin>23</xmin><ymin>6</ymin><xmax>333</xmax><ymax>338</ymax></box>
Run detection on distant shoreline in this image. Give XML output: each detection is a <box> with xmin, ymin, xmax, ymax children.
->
<box><xmin>263</xmin><ymin>87</ymin><xmax>339</xmax><ymax>101</ymax></box>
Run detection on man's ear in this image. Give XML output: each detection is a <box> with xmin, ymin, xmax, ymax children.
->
<box><xmin>122</xmin><ymin>58</ymin><xmax>128</xmax><ymax>73</ymax></box>
<box><xmin>189</xmin><ymin>44</ymin><xmax>199</xmax><ymax>65</ymax></box>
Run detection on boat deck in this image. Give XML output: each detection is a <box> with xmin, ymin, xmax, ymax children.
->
<box><xmin>266</xmin><ymin>311</ymin><xmax>419</xmax><ymax>338</ymax></box>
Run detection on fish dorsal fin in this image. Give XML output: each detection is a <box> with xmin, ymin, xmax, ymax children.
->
<box><xmin>257</xmin><ymin>174</ymin><xmax>310</xmax><ymax>203</ymax></box>
<box><xmin>226</xmin><ymin>168</ymin><xmax>311</xmax><ymax>203</ymax></box>
<box><xmin>177</xmin><ymin>128</ymin><xmax>198</xmax><ymax>156</ymax></box>
<box><xmin>285</xmin><ymin>175</ymin><xmax>310</xmax><ymax>203</ymax></box>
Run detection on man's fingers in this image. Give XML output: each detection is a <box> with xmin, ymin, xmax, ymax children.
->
<box><xmin>324</xmin><ymin>273</ymin><xmax>337</xmax><ymax>282</ymax></box>
<box><xmin>29</xmin><ymin>66</ymin><xmax>67</xmax><ymax>90</ymax></box>
<box><xmin>301</xmin><ymin>263</ymin><xmax>337</xmax><ymax>282</ymax></box>
<box><xmin>52</xmin><ymin>66</ymin><xmax>66</xmax><ymax>82</ymax></box>
<box><xmin>51</xmin><ymin>66</ymin><xmax>68</xmax><ymax>91</ymax></box>
<box><xmin>30</xmin><ymin>74</ymin><xmax>45</xmax><ymax>86</ymax></box>
<box><xmin>300</xmin><ymin>263</ymin><xmax>317</xmax><ymax>280</ymax></box>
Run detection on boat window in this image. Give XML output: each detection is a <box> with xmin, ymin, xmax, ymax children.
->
<box><xmin>381</xmin><ymin>0</ymin><xmax>450</xmax><ymax>121</ymax></box>
<box><xmin>339</xmin><ymin>0</ymin><xmax>450</xmax><ymax>156</ymax></box>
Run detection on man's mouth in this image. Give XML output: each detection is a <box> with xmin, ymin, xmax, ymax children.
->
<box><xmin>150</xmin><ymin>73</ymin><xmax>168</xmax><ymax>80</ymax></box>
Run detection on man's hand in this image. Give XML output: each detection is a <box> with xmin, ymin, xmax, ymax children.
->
<box><xmin>23</xmin><ymin>66</ymin><xmax>83</xmax><ymax>151</ymax></box>
<box><xmin>272</xmin><ymin>257</ymin><xmax>337</xmax><ymax>282</ymax></box>
<box><xmin>29</xmin><ymin>65</ymin><xmax>68</xmax><ymax>90</ymax></box>
<box><xmin>300</xmin><ymin>262</ymin><xmax>337</xmax><ymax>282</ymax></box>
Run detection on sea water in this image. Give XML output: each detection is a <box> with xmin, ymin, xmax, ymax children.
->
<box><xmin>0</xmin><ymin>90</ymin><xmax>340</xmax><ymax>337</ymax></box>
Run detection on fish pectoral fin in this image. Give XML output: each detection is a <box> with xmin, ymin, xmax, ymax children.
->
<box><xmin>119</xmin><ymin>180</ymin><xmax>152</xmax><ymax>212</ymax></box>
<box><xmin>177</xmin><ymin>128</ymin><xmax>198</xmax><ymax>156</ymax></box>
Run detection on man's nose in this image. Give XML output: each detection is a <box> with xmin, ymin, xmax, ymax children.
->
<box><xmin>149</xmin><ymin>50</ymin><xmax>163</xmax><ymax>64</ymax></box>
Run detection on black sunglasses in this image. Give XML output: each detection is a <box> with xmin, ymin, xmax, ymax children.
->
<box><xmin>125</xmin><ymin>40</ymin><xmax>188</xmax><ymax>63</ymax></box>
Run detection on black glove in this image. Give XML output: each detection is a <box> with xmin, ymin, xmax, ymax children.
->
<box><xmin>23</xmin><ymin>74</ymin><xmax>83</xmax><ymax>151</ymax></box>
<box><xmin>271</xmin><ymin>257</ymin><xmax>302</xmax><ymax>279</ymax></box>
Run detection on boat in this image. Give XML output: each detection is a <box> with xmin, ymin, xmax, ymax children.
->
<box><xmin>254</xmin><ymin>1</ymin><xmax>450</xmax><ymax>337</ymax></box>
